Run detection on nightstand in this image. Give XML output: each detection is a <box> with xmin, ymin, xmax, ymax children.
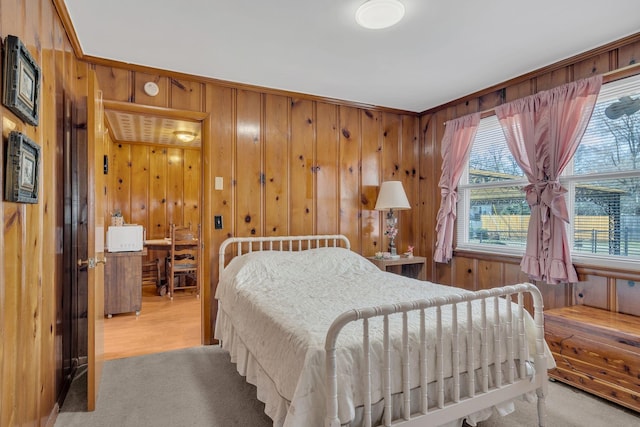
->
<box><xmin>368</xmin><ymin>256</ymin><xmax>426</xmax><ymax>280</ymax></box>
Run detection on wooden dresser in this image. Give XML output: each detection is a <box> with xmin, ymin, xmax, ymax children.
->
<box><xmin>104</xmin><ymin>251</ymin><xmax>143</xmax><ymax>317</ymax></box>
<box><xmin>544</xmin><ymin>305</ymin><xmax>640</xmax><ymax>412</ymax></box>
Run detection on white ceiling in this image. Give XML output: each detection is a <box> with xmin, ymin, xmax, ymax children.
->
<box><xmin>64</xmin><ymin>0</ymin><xmax>640</xmax><ymax>113</ymax></box>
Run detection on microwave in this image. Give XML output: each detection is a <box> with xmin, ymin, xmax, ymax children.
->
<box><xmin>106</xmin><ymin>225</ymin><xmax>144</xmax><ymax>252</ymax></box>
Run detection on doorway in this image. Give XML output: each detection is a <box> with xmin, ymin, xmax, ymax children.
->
<box><xmin>101</xmin><ymin>101</ymin><xmax>207</xmax><ymax>360</ymax></box>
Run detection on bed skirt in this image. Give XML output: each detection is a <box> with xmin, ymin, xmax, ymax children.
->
<box><xmin>216</xmin><ymin>308</ymin><xmax>531</xmax><ymax>427</ymax></box>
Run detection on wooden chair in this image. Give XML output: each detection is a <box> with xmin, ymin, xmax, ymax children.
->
<box><xmin>165</xmin><ymin>223</ymin><xmax>200</xmax><ymax>300</ymax></box>
<box><xmin>141</xmin><ymin>258</ymin><xmax>161</xmax><ymax>294</ymax></box>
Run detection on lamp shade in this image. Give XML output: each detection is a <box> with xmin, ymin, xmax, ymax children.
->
<box><xmin>374</xmin><ymin>181</ymin><xmax>410</xmax><ymax>211</ymax></box>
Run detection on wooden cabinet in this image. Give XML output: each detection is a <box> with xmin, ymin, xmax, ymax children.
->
<box><xmin>104</xmin><ymin>251</ymin><xmax>143</xmax><ymax>317</ymax></box>
<box><xmin>544</xmin><ymin>305</ymin><xmax>640</xmax><ymax>412</ymax></box>
<box><xmin>368</xmin><ymin>256</ymin><xmax>426</xmax><ymax>280</ymax></box>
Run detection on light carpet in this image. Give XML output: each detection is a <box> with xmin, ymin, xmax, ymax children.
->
<box><xmin>54</xmin><ymin>346</ymin><xmax>640</xmax><ymax>427</ymax></box>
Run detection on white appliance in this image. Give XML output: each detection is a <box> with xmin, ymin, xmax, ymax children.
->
<box><xmin>106</xmin><ymin>225</ymin><xmax>144</xmax><ymax>252</ymax></box>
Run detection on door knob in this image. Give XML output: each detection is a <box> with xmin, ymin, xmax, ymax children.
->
<box><xmin>77</xmin><ymin>258</ymin><xmax>103</xmax><ymax>268</ymax></box>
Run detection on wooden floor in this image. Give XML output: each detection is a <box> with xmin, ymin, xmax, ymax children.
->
<box><xmin>104</xmin><ymin>284</ymin><xmax>201</xmax><ymax>360</ymax></box>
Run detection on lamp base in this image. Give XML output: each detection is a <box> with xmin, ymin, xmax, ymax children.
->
<box><xmin>389</xmin><ymin>238</ymin><xmax>397</xmax><ymax>257</ymax></box>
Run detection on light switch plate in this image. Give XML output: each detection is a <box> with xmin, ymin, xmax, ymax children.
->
<box><xmin>215</xmin><ymin>176</ymin><xmax>223</xmax><ymax>190</ymax></box>
<box><xmin>214</xmin><ymin>215</ymin><xmax>223</xmax><ymax>229</ymax></box>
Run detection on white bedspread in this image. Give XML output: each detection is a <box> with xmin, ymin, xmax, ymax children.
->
<box><xmin>215</xmin><ymin>247</ymin><xmax>552</xmax><ymax>427</ymax></box>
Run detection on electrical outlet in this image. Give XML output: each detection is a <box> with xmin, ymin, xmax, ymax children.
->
<box><xmin>214</xmin><ymin>215</ymin><xmax>223</xmax><ymax>229</ymax></box>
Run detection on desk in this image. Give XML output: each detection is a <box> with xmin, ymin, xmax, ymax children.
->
<box><xmin>144</xmin><ymin>238</ymin><xmax>171</xmax><ymax>249</ymax></box>
<box><xmin>368</xmin><ymin>256</ymin><xmax>426</xmax><ymax>280</ymax></box>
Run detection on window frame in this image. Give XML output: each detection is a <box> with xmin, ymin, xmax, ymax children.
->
<box><xmin>455</xmin><ymin>75</ymin><xmax>640</xmax><ymax>272</ymax></box>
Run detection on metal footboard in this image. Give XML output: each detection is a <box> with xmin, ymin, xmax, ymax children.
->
<box><xmin>324</xmin><ymin>283</ymin><xmax>548</xmax><ymax>427</ymax></box>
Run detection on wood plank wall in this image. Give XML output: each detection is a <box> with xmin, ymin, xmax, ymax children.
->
<box><xmin>107</xmin><ymin>139</ymin><xmax>201</xmax><ymax>239</ymax></box>
<box><xmin>420</xmin><ymin>34</ymin><xmax>640</xmax><ymax>314</ymax></box>
<box><xmin>1</xmin><ymin>0</ymin><xmax>88</xmax><ymax>426</ymax></box>
<box><xmin>1</xmin><ymin>2</ymin><xmax>639</xmax><ymax>426</ymax></box>
<box><xmin>94</xmin><ymin>65</ymin><xmax>421</xmax><ymax>347</ymax></box>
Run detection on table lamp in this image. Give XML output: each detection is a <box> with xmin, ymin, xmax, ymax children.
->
<box><xmin>374</xmin><ymin>181</ymin><xmax>410</xmax><ymax>258</ymax></box>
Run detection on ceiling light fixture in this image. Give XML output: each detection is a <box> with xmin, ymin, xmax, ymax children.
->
<box><xmin>356</xmin><ymin>0</ymin><xmax>405</xmax><ymax>30</ymax></box>
<box><xmin>174</xmin><ymin>130</ymin><xmax>196</xmax><ymax>143</ymax></box>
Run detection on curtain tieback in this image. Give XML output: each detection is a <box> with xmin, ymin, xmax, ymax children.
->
<box><xmin>437</xmin><ymin>188</ymin><xmax>458</xmax><ymax>221</ymax></box>
<box><xmin>524</xmin><ymin>180</ymin><xmax>570</xmax><ymax>222</ymax></box>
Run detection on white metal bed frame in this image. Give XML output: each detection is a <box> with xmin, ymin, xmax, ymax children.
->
<box><xmin>218</xmin><ymin>234</ymin><xmax>548</xmax><ymax>427</ymax></box>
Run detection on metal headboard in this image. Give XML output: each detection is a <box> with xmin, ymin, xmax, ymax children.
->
<box><xmin>218</xmin><ymin>234</ymin><xmax>350</xmax><ymax>276</ymax></box>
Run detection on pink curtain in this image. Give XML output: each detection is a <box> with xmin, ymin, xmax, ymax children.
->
<box><xmin>434</xmin><ymin>113</ymin><xmax>481</xmax><ymax>263</ymax></box>
<box><xmin>495</xmin><ymin>75</ymin><xmax>602</xmax><ymax>284</ymax></box>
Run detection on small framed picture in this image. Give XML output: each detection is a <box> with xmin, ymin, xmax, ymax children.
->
<box><xmin>2</xmin><ymin>35</ymin><xmax>40</xmax><ymax>126</ymax></box>
<box><xmin>4</xmin><ymin>131</ymin><xmax>40</xmax><ymax>203</ymax></box>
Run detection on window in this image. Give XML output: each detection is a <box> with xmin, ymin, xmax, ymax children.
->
<box><xmin>457</xmin><ymin>74</ymin><xmax>640</xmax><ymax>268</ymax></box>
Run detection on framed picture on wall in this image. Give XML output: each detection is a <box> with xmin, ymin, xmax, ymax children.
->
<box><xmin>2</xmin><ymin>35</ymin><xmax>40</xmax><ymax>126</ymax></box>
<box><xmin>4</xmin><ymin>131</ymin><xmax>40</xmax><ymax>203</ymax></box>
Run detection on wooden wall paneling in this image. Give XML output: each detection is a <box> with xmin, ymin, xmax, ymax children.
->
<box><xmin>617</xmin><ymin>278</ymin><xmax>640</xmax><ymax>316</ymax></box>
<box><xmin>205</xmin><ymin>84</ymin><xmax>234</xmax><ymax>246</ymax></box>
<box><xmin>433</xmin><ymin>259</ymin><xmax>453</xmax><ymax>286</ymax></box>
<box><xmin>1</xmin><ymin>206</ymin><xmax>21</xmax><ymax>427</ymax></box>
<box><xmin>574</xmin><ymin>275</ymin><xmax>609</xmax><ymax>310</ymax></box>
<box><xmin>399</xmin><ymin>114</ymin><xmax>418</xmax><ymax>257</ymax></box>
<box><xmin>0</xmin><ymin>0</ymin><xmax>95</xmax><ymax>420</ymax></box>
<box><xmin>183</xmin><ymin>148</ymin><xmax>201</xmax><ymax>230</ymax></box>
<box><xmin>149</xmin><ymin>147</ymin><xmax>168</xmax><ymax>237</ymax></box>
<box><xmin>129</xmin><ymin>144</ymin><xmax>150</xmax><ymax>228</ymax></box>
<box><xmin>134</xmin><ymin>72</ymin><xmax>168</xmax><ymax>107</ymax></box>
<box><xmin>478</xmin><ymin>89</ymin><xmax>503</xmax><ymax>112</ymax></box>
<box><xmin>235</xmin><ymin>90</ymin><xmax>262</xmax><ymax>237</ymax></box>
<box><xmin>573</xmin><ymin>52</ymin><xmax>612</xmax><ymax>80</ymax></box>
<box><xmin>454</xmin><ymin>257</ymin><xmax>477</xmax><ymax>291</ymax></box>
<box><xmin>504</xmin><ymin>80</ymin><xmax>534</xmax><ymax>103</ymax></box>
<box><xmin>315</xmin><ymin>102</ymin><xmax>339</xmax><ymax>235</ymax></box>
<box><xmin>110</xmin><ymin>142</ymin><xmax>132</xmax><ymax>221</ymax></box>
<box><xmin>20</xmin><ymin>5</ymin><xmax>44</xmax><ymax>421</ymax></box>
<box><xmin>94</xmin><ymin>65</ymin><xmax>131</xmax><ymax>102</ymax></box>
<box><xmin>41</xmin><ymin>5</ymin><xmax>60</xmax><ymax>419</ymax></box>
<box><xmin>477</xmin><ymin>259</ymin><xmax>504</xmax><ymax>290</ymax></box>
<box><xmin>536</xmin><ymin>281</ymin><xmax>571</xmax><ymax>310</ymax></box>
<box><xmin>289</xmin><ymin>99</ymin><xmax>315</xmax><ymax>236</ymax></box>
<box><xmin>535</xmin><ymin>68</ymin><xmax>571</xmax><ymax>92</ymax></box>
<box><xmin>503</xmin><ymin>261</ymin><xmax>530</xmax><ymax>285</ymax></box>
<box><xmin>381</xmin><ymin>112</ymin><xmax>401</xmax><ymax>181</ymax></box>
<box><xmin>418</xmin><ymin>113</ymin><xmax>435</xmax><ymax>270</ymax></box>
<box><xmin>338</xmin><ymin>106</ymin><xmax>361</xmax><ymax>253</ymax></box>
<box><xmin>503</xmin><ymin>261</ymin><xmax>534</xmax><ymax>313</ymax></box>
<box><xmin>0</xmin><ymin>0</ymin><xmax>22</xmax><ymax>37</ymax></box>
<box><xmin>379</xmin><ymin>112</ymin><xmax>401</xmax><ymax>254</ymax></box>
<box><xmin>618</xmin><ymin>39</ymin><xmax>640</xmax><ymax>67</ymax></box>
<box><xmin>360</xmin><ymin>109</ymin><xmax>381</xmax><ymax>255</ymax></box>
<box><xmin>199</xmin><ymin>118</ymin><xmax>212</xmax><ymax>346</ymax></box>
<box><xmin>204</xmin><ymin>84</ymin><xmax>233</xmax><ymax>344</ymax></box>
<box><xmin>24</xmin><ymin>159</ymin><xmax>41</xmax><ymax>427</ymax></box>
<box><xmin>166</xmin><ymin>147</ymin><xmax>185</xmax><ymax>226</ymax></box>
<box><xmin>20</xmin><ymin>159</ymin><xmax>35</xmax><ymax>419</ymax></box>
<box><xmin>264</xmin><ymin>94</ymin><xmax>289</xmax><ymax>236</ymax></box>
<box><xmin>170</xmin><ymin>78</ymin><xmax>203</xmax><ymax>112</ymax></box>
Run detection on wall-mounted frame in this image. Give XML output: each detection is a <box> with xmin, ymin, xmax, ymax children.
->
<box><xmin>2</xmin><ymin>35</ymin><xmax>40</xmax><ymax>126</ymax></box>
<box><xmin>4</xmin><ymin>131</ymin><xmax>40</xmax><ymax>203</ymax></box>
